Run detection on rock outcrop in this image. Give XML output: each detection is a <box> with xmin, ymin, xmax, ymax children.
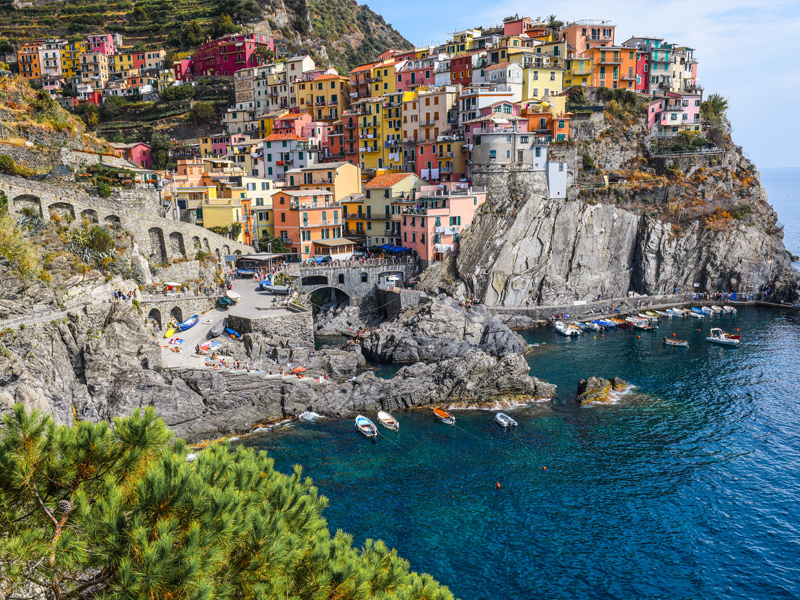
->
<box><xmin>576</xmin><ymin>376</ymin><xmax>628</xmax><ymax>405</ymax></box>
<box><xmin>360</xmin><ymin>294</ymin><xmax>528</xmax><ymax>363</ymax></box>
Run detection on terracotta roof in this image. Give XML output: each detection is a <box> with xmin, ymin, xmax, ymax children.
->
<box><xmin>276</xmin><ymin>113</ymin><xmax>306</xmax><ymax>120</ymax></box>
<box><xmin>349</xmin><ymin>62</ymin><xmax>379</xmax><ymax>74</ymax></box>
<box><xmin>364</xmin><ymin>173</ymin><xmax>415</xmax><ymax>189</ymax></box>
<box><xmin>264</xmin><ymin>133</ymin><xmax>308</xmax><ymax>141</ymax></box>
<box><xmin>314</xmin><ymin>73</ymin><xmax>345</xmax><ymax>81</ymax></box>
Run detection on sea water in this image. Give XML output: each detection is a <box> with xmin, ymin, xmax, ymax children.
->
<box><xmin>245</xmin><ymin>170</ymin><xmax>800</xmax><ymax>599</ymax></box>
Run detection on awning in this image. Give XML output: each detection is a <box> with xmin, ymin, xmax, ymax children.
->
<box><xmin>388</xmin><ymin>246</ymin><xmax>411</xmax><ymax>253</ymax></box>
<box><xmin>379</xmin><ymin>244</ymin><xmax>395</xmax><ymax>251</ymax></box>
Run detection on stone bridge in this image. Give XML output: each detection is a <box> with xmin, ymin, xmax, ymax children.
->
<box><xmin>138</xmin><ymin>294</ymin><xmax>219</xmax><ymax>330</ymax></box>
<box><xmin>0</xmin><ymin>175</ymin><xmax>252</xmax><ymax>264</ymax></box>
<box><xmin>296</xmin><ymin>261</ymin><xmax>416</xmax><ymax>301</ymax></box>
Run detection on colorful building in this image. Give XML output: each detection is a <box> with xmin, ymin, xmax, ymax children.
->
<box><xmin>354</xmin><ymin>96</ymin><xmax>403</xmax><ymax>177</ymax></box>
<box><xmin>18</xmin><ymin>41</ymin><xmax>42</xmax><ymax>81</ymax></box>
<box><xmin>305</xmin><ymin>73</ymin><xmax>350</xmax><ymax>121</ymax></box>
<box><xmin>284</xmin><ymin>162</ymin><xmax>361</xmax><ymax>202</ymax></box>
<box><xmin>189</xmin><ymin>33</ymin><xmax>275</xmax><ymax>78</ymax></box>
<box><xmin>262</xmin><ymin>133</ymin><xmax>319</xmax><ymax>181</ymax></box>
<box><xmin>583</xmin><ymin>46</ymin><xmax>637</xmax><ymax>89</ymax></box>
<box><xmin>61</xmin><ymin>40</ymin><xmax>87</xmax><ymax>80</ymax></box>
<box><xmin>560</xmin><ymin>20</ymin><xmax>616</xmax><ymax>55</ymax></box>
<box><xmin>362</xmin><ymin>173</ymin><xmax>426</xmax><ymax>247</ymax></box>
<box><xmin>272</xmin><ymin>190</ymin><xmax>347</xmax><ymax>260</ymax></box>
<box><xmin>80</xmin><ymin>52</ymin><xmax>110</xmax><ymax>88</ymax></box>
<box><xmin>109</xmin><ymin>142</ymin><xmax>152</xmax><ymax>168</ymax></box>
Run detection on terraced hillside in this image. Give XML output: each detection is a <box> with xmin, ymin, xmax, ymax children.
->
<box><xmin>0</xmin><ymin>0</ymin><xmax>412</xmax><ymax>72</ymax></box>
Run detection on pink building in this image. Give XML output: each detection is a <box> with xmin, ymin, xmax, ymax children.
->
<box><xmin>274</xmin><ymin>113</ymin><xmax>313</xmax><ymax>136</ymax></box>
<box><xmin>109</xmin><ymin>142</ymin><xmax>152</xmax><ymax>168</ymax></box>
<box><xmin>647</xmin><ymin>91</ymin><xmax>703</xmax><ymax>133</ymax></box>
<box><xmin>399</xmin><ymin>185</ymin><xmax>486</xmax><ymax>265</ymax></box>
<box><xmin>86</xmin><ymin>33</ymin><xmax>120</xmax><ymax>56</ymax></box>
<box><xmin>634</xmin><ymin>49</ymin><xmax>649</xmax><ymax>92</ymax></box>
<box><xmin>189</xmin><ymin>33</ymin><xmax>275</xmax><ymax>78</ymax></box>
<box><xmin>503</xmin><ymin>17</ymin><xmax>533</xmax><ymax>37</ymax></box>
<box><xmin>174</xmin><ymin>58</ymin><xmax>191</xmax><ymax>82</ymax></box>
<box><xmin>397</xmin><ymin>57</ymin><xmax>437</xmax><ymax>91</ymax></box>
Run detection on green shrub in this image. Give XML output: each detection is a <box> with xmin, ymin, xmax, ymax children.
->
<box><xmin>96</xmin><ymin>182</ymin><xmax>112</xmax><ymax>197</ymax></box>
<box><xmin>671</xmin><ymin>143</ymin><xmax>685</xmax><ymax>153</ymax></box>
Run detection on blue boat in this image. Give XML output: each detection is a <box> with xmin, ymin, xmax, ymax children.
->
<box><xmin>178</xmin><ymin>315</ymin><xmax>199</xmax><ymax>331</ymax></box>
<box><xmin>218</xmin><ymin>296</ymin><xmax>235</xmax><ymax>307</ymax></box>
<box><xmin>225</xmin><ymin>327</ymin><xmax>242</xmax><ymax>339</ymax></box>
<box><xmin>691</xmin><ymin>307</ymin><xmax>704</xmax><ymax>314</ymax></box>
<box><xmin>596</xmin><ymin>319</ymin><xmax>616</xmax><ymax>329</ymax></box>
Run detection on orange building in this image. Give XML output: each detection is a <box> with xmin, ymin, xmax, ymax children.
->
<box><xmin>18</xmin><ymin>41</ymin><xmax>42</xmax><ymax>80</ymax></box>
<box><xmin>583</xmin><ymin>46</ymin><xmax>637</xmax><ymax>90</ymax></box>
<box><xmin>272</xmin><ymin>190</ymin><xmax>351</xmax><ymax>260</ymax></box>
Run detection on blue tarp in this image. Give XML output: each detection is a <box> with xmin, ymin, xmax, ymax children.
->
<box><xmin>388</xmin><ymin>246</ymin><xmax>411</xmax><ymax>253</ymax></box>
<box><xmin>379</xmin><ymin>244</ymin><xmax>395</xmax><ymax>251</ymax></box>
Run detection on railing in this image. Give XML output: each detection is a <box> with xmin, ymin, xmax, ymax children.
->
<box><xmin>299</xmin><ymin>257</ymin><xmax>415</xmax><ymax>271</ymax></box>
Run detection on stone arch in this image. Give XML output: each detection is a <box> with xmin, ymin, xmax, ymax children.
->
<box><xmin>309</xmin><ymin>286</ymin><xmax>351</xmax><ymax>310</ymax></box>
<box><xmin>168</xmin><ymin>231</ymin><xmax>186</xmax><ymax>259</ymax></box>
<box><xmin>104</xmin><ymin>214</ymin><xmax>121</xmax><ymax>228</ymax></box>
<box><xmin>203</xmin><ymin>238</ymin><xmax>210</xmax><ymax>252</ymax></box>
<box><xmin>169</xmin><ymin>306</ymin><xmax>183</xmax><ymax>324</ymax></box>
<box><xmin>148</xmin><ymin>227</ymin><xmax>167</xmax><ymax>263</ymax></box>
<box><xmin>215</xmin><ymin>248</ymin><xmax>221</xmax><ymax>262</ymax></box>
<box><xmin>234</xmin><ymin>249</ymin><xmax>242</xmax><ymax>256</ymax></box>
<box><xmin>146</xmin><ymin>308</ymin><xmax>162</xmax><ymax>329</ymax></box>
<box><xmin>48</xmin><ymin>202</ymin><xmax>75</xmax><ymax>221</ymax></box>
<box><xmin>302</xmin><ymin>275</ymin><xmax>328</xmax><ymax>286</ymax></box>
<box><xmin>192</xmin><ymin>236</ymin><xmax>201</xmax><ymax>249</ymax></box>
<box><xmin>337</xmin><ymin>273</ymin><xmax>345</xmax><ymax>285</ymax></box>
<box><xmin>12</xmin><ymin>194</ymin><xmax>41</xmax><ymax>216</ymax></box>
<box><xmin>222</xmin><ymin>244</ymin><xmax>231</xmax><ymax>256</ymax></box>
<box><xmin>81</xmin><ymin>209</ymin><xmax>98</xmax><ymax>223</ymax></box>
<box><xmin>361</xmin><ymin>272</ymin><xmax>368</xmax><ymax>283</ymax></box>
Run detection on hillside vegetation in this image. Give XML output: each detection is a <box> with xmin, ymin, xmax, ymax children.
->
<box><xmin>0</xmin><ymin>0</ymin><xmax>412</xmax><ymax>72</ymax></box>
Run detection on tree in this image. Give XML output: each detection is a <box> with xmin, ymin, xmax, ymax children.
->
<box><xmin>229</xmin><ymin>221</ymin><xmax>242</xmax><ymax>240</ymax></box>
<box><xmin>258</xmin><ymin>230</ymin><xmax>289</xmax><ymax>253</ymax></box>
<box><xmin>76</xmin><ymin>103</ymin><xmax>100</xmax><ymax>128</ymax></box>
<box><xmin>212</xmin><ymin>13</ymin><xmax>241</xmax><ymax>38</ymax></box>
<box><xmin>546</xmin><ymin>14</ymin><xmax>564</xmax><ymax>29</ymax></box>
<box><xmin>160</xmin><ymin>83</ymin><xmax>196</xmax><ymax>103</ymax></box>
<box><xmin>149</xmin><ymin>133</ymin><xmax>172</xmax><ymax>170</ymax></box>
<box><xmin>700</xmin><ymin>93</ymin><xmax>730</xmax><ymax>133</ymax></box>
<box><xmin>255</xmin><ymin>45</ymin><xmax>275</xmax><ymax>64</ymax></box>
<box><xmin>186</xmin><ymin>101</ymin><xmax>217</xmax><ymax>125</ymax></box>
<box><xmin>100</xmin><ymin>95</ymin><xmax>127</xmax><ymax>121</ymax></box>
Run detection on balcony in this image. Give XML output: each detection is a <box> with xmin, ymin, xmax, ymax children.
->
<box><xmin>420</xmin><ymin>120</ymin><xmax>437</xmax><ymax>127</ymax></box>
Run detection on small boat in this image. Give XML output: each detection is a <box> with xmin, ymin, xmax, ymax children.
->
<box><xmin>645</xmin><ymin>311</ymin><xmax>660</xmax><ymax>319</ymax></box>
<box><xmin>689</xmin><ymin>308</ymin><xmax>704</xmax><ymax>318</ymax></box>
<box><xmin>495</xmin><ymin>413</ymin><xmax>518</xmax><ymax>428</ymax></box>
<box><xmin>568</xmin><ymin>322</ymin><xmax>584</xmax><ymax>334</ymax></box>
<box><xmin>226</xmin><ymin>289</ymin><xmax>241</xmax><ymax>303</ymax></box>
<box><xmin>207</xmin><ymin>319</ymin><xmax>226</xmax><ymax>339</ymax></box>
<box><xmin>670</xmin><ymin>308</ymin><xmax>685</xmax><ymax>316</ymax></box>
<box><xmin>706</xmin><ymin>328</ymin><xmax>741</xmax><ymax>346</ymax></box>
<box><xmin>570</xmin><ymin>321</ymin><xmax>589</xmax><ymax>331</ymax></box>
<box><xmin>609</xmin><ymin>318</ymin><xmax>629</xmax><ymax>328</ymax></box>
<box><xmin>596</xmin><ymin>319</ymin><xmax>616</xmax><ymax>329</ymax></box>
<box><xmin>633</xmin><ymin>319</ymin><xmax>657</xmax><ymax>331</ymax></box>
<box><xmin>554</xmin><ymin>321</ymin><xmax>579</xmax><ymax>336</ymax></box>
<box><xmin>701</xmin><ymin>306</ymin><xmax>713</xmax><ymax>314</ymax></box>
<box><xmin>355</xmin><ymin>415</ymin><xmax>378</xmax><ymax>438</ymax></box>
<box><xmin>225</xmin><ymin>327</ymin><xmax>242</xmax><ymax>339</ymax></box>
<box><xmin>638</xmin><ymin>313</ymin><xmax>659</xmax><ymax>323</ymax></box>
<box><xmin>178</xmin><ymin>315</ymin><xmax>199</xmax><ymax>331</ymax></box>
<box><xmin>433</xmin><ymin>407</ymin><xmax>455</xmax><ymax>425</ymax></box>
<box><xmin>656</xmin><ymin>310</ymin><xmax>670</xmax><ymax>317</ymax></box>
<box><xmin>584</xmin><ymin>321</ymin><xmax>602</xmax><ymax>331</ymax></box>
<box><xmin>723</xmin><ymin>305</ymin><xmax>737</xmax><ymax>314</ymax></box>
<box><xmin>664</xmin><ymin>337</ymin><xmax>689</xmax><ymax>347</ymax></box>
<box><xmin>711</xmin><ymin>305</ymin><xmax>724</xmax><ymax>313</ymax></box>
<box><xmin>377</xmin><ymin>410</ymin><xmax>399</xmax><ymax>431</ymax></box>
<box><xmin>259</xmin><ymin>281</ymin><xmax>291</xmax><ymax>295</ymax></box>
<box><xmin>218</xmin><ymin>296</ymin><xmax>234</xmax><ymax>307</ymax></box>
<box><xmin>164</xmin><ymin>327</ymin><xmax>175</xmax><ymax>339</ymax></box>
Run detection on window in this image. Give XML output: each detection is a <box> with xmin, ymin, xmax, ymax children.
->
<box><xmin>521</xmin><ymin>136</ymin><xmax>529</xmax><ymax>143</ymax></box>
<box><xmin>449</xmin><ymin>216</ymin><xmax>461</xmax><ymax>226</ymax></box>
<box><xmin>489</xmin><ymin>150</ymin><xmax>496</xmax><ymax>158</ymax></box>
<box><xmin>281</xmin><ymin>213</ymin><xmax>286</xmax><ymax>222</ymax></box>
<box><xmin>558</xmin><ymin>163</ymin><xmax>564</xmax><ymax>172</ymax></box>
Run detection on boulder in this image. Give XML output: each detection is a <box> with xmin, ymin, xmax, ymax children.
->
<box><xmin>576</xmin><ymin>377</ymin><xmax>627</xmax><ymax>404</ymax></box>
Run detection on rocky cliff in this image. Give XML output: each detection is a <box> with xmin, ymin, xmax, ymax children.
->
<box><xmin>448</xmin><ymin>101</ymin><xmax>799</xmax><ymax>307</ymax></box>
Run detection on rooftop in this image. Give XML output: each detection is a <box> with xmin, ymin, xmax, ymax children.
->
<box><xmin>277</xmin><ymin>189</ymin><xmax>334</xmax><ymax>197</ymax></box>
<box><xmin>314</xmin><ymin>238</ymin><xmax>356</xmax><ymax>247</ymax></box>
<box><xmin>264</xmin><ymin>133</ymin><xmax>308</xmax><ymax>142</ymax></box>
<box><xmin>364</xmin><ymin>173</ymin><xmax>416</xmax><ymax>189</ymax></box>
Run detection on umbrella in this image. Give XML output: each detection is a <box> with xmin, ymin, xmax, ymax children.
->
<box><xmin>166</xmin><ymin>281</ymin><xmax>181</xmax><ymax>287</ymax></box>
<box><xmin>291</xmin><ymin>367</ymin><xmax>306</xmax><ymax>373</ymax></box>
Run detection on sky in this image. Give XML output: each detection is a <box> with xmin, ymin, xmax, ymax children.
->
<box><xmin>364</xmin><ymin>0</ymin><xmax>800</xmax><ymax>169</ymax></box>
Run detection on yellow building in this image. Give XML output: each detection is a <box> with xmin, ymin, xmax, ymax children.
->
<box><xmin>226</xmin><ymin>139</ymin><xmax>265</xmax><ymax>177</ymax></box>
<box><xmin>446</xmin><ymin>29</ymin><xmax>480</xmax><ymax>56</ymax></box>
<box><xmin>297</xmin><ymin>74</ymin><xmax>350</xmax><ymax>121</ymax></box>
<box><xmin>519</xmin><ymin>65</ymin><xmax>564</xmax><ymax>101</ymax></box>
<box><xmin>564</xmin><ymin>57</ymin><xmax>594</xmax><ymax>87</ymax></box>
<box><xmin>356</xmin><ymin>96</ymin><xmax>403</xmax><ymax>176</ymax></box>
<box><xmin>112</xmin><ymin>52</ymin><xmax>136</xmax><ymax>76</ymax></box>
<box><xmin>175</xmin><ymin>186</ymin><xmax>217</xmax><ymax>226</ymax></box>
<box><xmin>201</xmin><ymin>195</ymin><xmax>246</xmax><ymax>243</ymax></box>
<box><xmin>369</xmin><ymin>60</ymin><xmax>399</xmax><ymax>96</ymax></box>
<box><xmin>284</xmin><ymin>162</ymin><xmax>361</xmax><ymax>202</ymax></box>
<box><xmin>158</xmin><ymin>69</ymin><xmax>175</xmax><ymax>92</ymax></box>
<box><xmin>61</xmin><ymin>40</ymin><xmax>86</xmax><ymax>80</ymax></box>
<box><xmin>362</xmin><ymin>172</ymin><xmax>426</xmax><ymax>247</ymax></box>
<box><xmin>257</xmin><ymin>108</ymin><xmax>289</xmax><ymax>138</ymax></box>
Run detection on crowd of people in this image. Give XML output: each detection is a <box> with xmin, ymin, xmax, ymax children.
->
<box><xmin>112</xmin><ymin>289</ymin><xmax>138</xmax><ymax>301</ymax></box>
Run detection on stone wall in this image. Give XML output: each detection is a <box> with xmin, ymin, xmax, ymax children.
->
<box><xmin>152</xmin><ymin>260</ymin><xmax>216</xmax><ymax>286</ymax></box>
<box><xmin>139</xmin><ymin>296</ymin><xmax>217</xmax><ymax>329</ymax></box>
<box><xmin>376</xmin><ymin>288</ymin><xmax>421</xmax><ymax>320</ymax></box>
<box><xmin>0</xmin><ymin>174</ymin><xmax>252</xmax><ymax>265</ymax></box>
<box><xmin>0</xmin><ymin>142</ymin><xmax>133</xmax><ymax>174</ymax></box>
<box><xmin>227</xmin><ymin>310</ymin><xmax>314</xmax><ymax>348</ymax></box>
<box><xmin>298</xmin><ymin>263</ymin><xmax>416</xmax><ymax>301</ymax></box>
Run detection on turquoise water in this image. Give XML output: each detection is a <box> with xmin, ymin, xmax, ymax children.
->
<box><xmin>246</xmin><ymin>170</ymin><xmax>800</xmax><ymax>599</ymax></box>
<box><xmin>247</xmin><ymin>306</ymin><xmax>800</xmax><ymax>599</ymax></box>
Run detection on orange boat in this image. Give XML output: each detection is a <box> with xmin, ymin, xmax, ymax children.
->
<box><xmin>433</xmin><ymin>407</ymin><xmax>455</xmax><ymax>426</ymax></box>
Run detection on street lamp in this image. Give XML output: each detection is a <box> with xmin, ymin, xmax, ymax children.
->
<box><xmin>268</xmin><ymin>242</ymin><xmax>272</xmax><ymax>275</ymax></box>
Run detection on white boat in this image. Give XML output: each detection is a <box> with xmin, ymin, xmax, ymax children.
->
<box><xmin>664</xmin><ymin>337</ymin><xmax>689</xmax><ymax>348</ymax></box>
<box><xmin>638</xmin><ymin>313</ymin><xmax>659</xmax><ymax>323</ymax></box>
<box><xmin>355</xmin><ymin>415</ymin><xmax>378</xmax><ymax>438</ymax></box>
<box><xmin>711</xmin><ymin>305</ymin><xmax>724</xmax><ymax>313</ymax></box>
<box><xmin>701</xmin><ymin>306</ymin><xmax>713</xmax><ymax>314</ymax></box>
<box><xmin>670</xmin><ymin>308</ymin><xmax>685</xmax><ymax>316</ymax></box>
<box><xmin>433</xmin><ymin>407</ymin><xmax>455</xmax><ymax>425</ymax></box>
<box><xmin>495</xmin><ymin>413</ymin><xmax>518</xmax><ymax>428</ymax></box>
<box><xmin>633</xmin><ymin>319</ymin><xmax>657</xmax><ymax>331</ymax></box>
<box><xmin>377</xmin><ymin>410</ymin><xmax>399</xmax><ymax>431</ymax></box>
<box><xmin>226</xmin><ymin>289</ymin><xmax>241</xmax><ymax>303</ymax></box>
<box><xmin>723</xmin><ymin>305</ymin><xmax>737</xmax><ymax>314</ymax></box>
<box><xmin>688</xmin><ymin>310</ymin><xmax>704</xmax><ymax>319</ymax></box>
<box><xmin>656</xmin><ymin>310</ymin><xmax>670</xmax><ymax>317</ymax></box>
<box><xmin>554</xmin><ymin>321</ymin><xmax>579</xmax><ymax>336</ymax></box>
<box><xmin>706</xmin><ymin>328</ymin><xmax>741</xmax><ymax>346</ymax></box>
<box><xmin>584</xmin><ymin>321</ymin><xmax>602</xmax><ymax>331</ymax></box>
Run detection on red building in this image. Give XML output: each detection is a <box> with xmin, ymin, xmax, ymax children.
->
<box><xmin>634</xmin><ymin>49</ymin><xmax>650</xmax><ymax>92</ymax></box>
<box><xmin>189</xmin><ymin>33</ymin><xmax>275</xmax><ymax>78</ymax></box>
<box><xmin>322</xmin><ymin>121</ymin><xmax>345</xmax><ymax>163</ymax></box>
<box><xmin>342</xmin><ymin>110</ymin><xmax>360</xmax><ymax>167</ymax></box>
<box><xmin>450</xmin><ymin>52</ymin><xmax>482</xmax><ymax>87</ymax></box>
